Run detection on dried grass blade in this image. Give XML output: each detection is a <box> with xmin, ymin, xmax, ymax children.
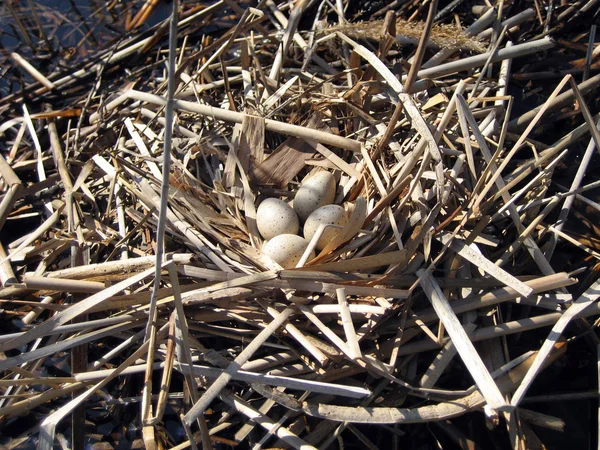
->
<box><xmin>0</xmin><ymin>321</ymin><xmax>141</xmax><ymax>372</ymax></box>
<box><xmin>309</xmin><ymin>196</ymin><xmax>367</xmax><ymax>264</ymax></box>
<box><xmin>182</xmin><ymin>307</ymin><xmax>295</xmax><ymax>431</ymax></box>
<box><xmin>408</xmin><ymin>272</ymin><xmax>575</xmax><ymax>325</ymax></box>
<box><xmin>476</xmin><ymin>75</ymin><xmax>572</xmax><ymax>204</ymax></box>
<box><xmin>511</xmin><ymin>278</ymin><xmax>600</xmax><ymax>406</ymax></box>
<box><xmin>417</xmin><ymin>269</ymin><xmax>507</xmax><ymax>412</ymax></box>
<box><xmin>0</xmin><ymin>264</ymin><xmax>161</xmax><ymax>352</ymax></box>
<box><xmin>314</xmin><ymin>143</ymin><xmax>362</xmax><ymax>179</ymax></box>
<box><xmin>336</xmin><ymin>33</ymin><xmax>444</xmax><ymax>197</ymax></box>
<box><xmin>37</xmin><ymin>327</ymin><xmax>165</xmax><ymax>450</ymax></box>
<box><xmin>10</xmin><ymin>52</ymin><xmax>54</xmax><ymax>89</ymax></box>
<box><xmin>22</xmin><ymin>105</ymin><xmax>48</xmax><ymax>202</ymax></box>
<box><xmin>336</xmin><ymin>288</ymin><xmax>362</xmax><ymax>359</ymax></box>
<box><xmin>298</xmin><ymin>249</ymin><xmax>407</xmax><ymax>273</ymax></box>
<box><xmin>299</xmin><ymin>342</ymin><xmax>566</xmax><ymax>424</ymax></box>
<box><xmin>508</xmin><ymin>72</ymin><xmax>600</xmax><ymax>131</ymax></box>
<box><xmin>38</xmin><ymin>253</ymin><xmax>192</xmax><ymax>280</ymax></box>
<box><xmin>360</xmin><ymin>146</ymin><xmax>387</xmax><ymax>197</ymax></box>
<box><xmin>454</xmin><ymin>95</ymin><xmax>554</xmax><ymax>276</ymax></box>
<box><xmin>436</xmin><ymin>233</ymin><xmax>533</xmax><ymax>297</ymax></box>
<box><xmin>258</xmin><ymin>299</ymin><xmax>329</xmax><ymax>366</ymax></box>
<box><xmin>421</xmin><ymin>8</ymin><xmax>496</xmax><ymax>68</ymax></box>
<box><xmin>0</xmin><ymin>153</ymin><xmax>23</xmax><ymax>232</ymax></box>
<box><xmin>145</xmin><ymin>315</ymin><xmax>177</xmax><ymax>426</ymax></box>
<box><xmin>142</xmin><ymin>7</ymin><xmax>180</xmax><ymax>442</ymax></box>
<box><xmin>0</xmin><ymin>202</ymin><xmax>64</xmax><ymax>265</ymax></box>
<box><xmin>23</xmin><ymin>276</ymin><xmax>105</xmax><ymax>293</ymax></box>
<box><xmin>0</xmin><ymin>315</ymin><xmax>139</xmax><ymax>344</ymax></box>
<box><xmin>293</xmin><ymin>299</ymin><xmax>353</xmax><ymax>357</ymax></box>
<box><xmin>124</xmin><ymin>118</ymin><xmax>163</xmax><ymax>179</ymax></box>
<box><xmin>365</xmin><ymin>174</ymin><xmax>413</xmax><ymax>224</ymax></box>
<box><xmin>267</xmin><ymin>0</ymin><xmax>309</xmax><ymax>82</ymax></box>
<box><xmin>0</xmin><ymin>243</ymin><xmax>18</xmax><ymax>287</ymax></box>
<box><xmin>417</xmin><ymin>37</ymin><xmax>555</xmax><ymax>80</ymax></box>
<box><xmin>548</xmin><ymin>226</ymin><xmax>600</xmax><ymax>260</ymax></box>
<box><xmin>262</xmin><ymin>75</ymin><xmax>298</xmax><ymax>111</ymax></box>
<box><xmin>0</xmin><ymin>382</ymin><xmax>86</xmax><ymax>419</ymax></box>
<box><xmin>178</xmin><ymin>363</ymin><xmax>370</xmax><ymax>398</ymax></box>
<box><xmin>420</xmin><ymin>324</ymin><xmax>478</xmax><ymax>388</ymax></box>
<box><xmin>220</xmin><ymin>391</ymin><xmax>316</xmax><ymax>450</ymax></box>
<box><xmin>404</xmin><ymin>0</ymin><xmax>438</xmax><ymax>92</ymax></box>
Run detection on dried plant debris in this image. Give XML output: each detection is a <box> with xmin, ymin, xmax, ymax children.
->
<box><xmin>0</xmin><ymin>0</ymin><xmax>599</xmax><ymax>449</ymax></box>
<box><xmin>318</xmin><ymin>19</ymin><xmax>486</xmax><ymax>52</ymax></box>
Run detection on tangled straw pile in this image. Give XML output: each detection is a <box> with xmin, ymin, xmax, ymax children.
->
<box><xmin>0</xmin><ymin>0</ymin><xmax>600</xmax><ymax>448</ymax></box>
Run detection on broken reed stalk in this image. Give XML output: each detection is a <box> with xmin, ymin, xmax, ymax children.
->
<box><xmin>141</xmin><ymin>3</ymin><xmax>179</xmax><ymax>447</ymax></box>
<box><xmin>416</xmin><ymin>37</ymin><xmax>555</xmax><ymax>79</ymax></box>
<box><xmin>10</xmin><ymin>52</ymin><xmax>54</xmax><ymax>90</ymax></box>
<box><xmin>417</xmin><ymin>269</ymin><xmax>507</xmax><ymax>412</ymax></box>
<box><xmin>125</xmin><ymin>90</ymin><xmax>362</xmax><ymax>152</ymax></box>
<box><xmin>300</xmin><ymin>342</ymin><xmax>567</xmax><ymax>423</ymax></box>
<box><xmin>182</xmin><ymin>307</ymin><xmax>295</xmax><ymax>431</ymax></box>
<box><xmin>511</xmin><ymin>278</ymin><xmax>600</xmax><ymax>406</ymax></box>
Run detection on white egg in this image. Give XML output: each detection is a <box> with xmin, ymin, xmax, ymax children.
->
<box><xmin>304</xmin><ymin>205</ymin><xmax>348</xmax><ymax>250</ymax></box>
<box><xmin>263</xmin><ymin>234</ymin><xmax>315</xmax><ymax>269</ymax></box>
<box><xmin>256</xmin><ymin>198</ymin><xmax>299</xmax><ymax>240</ymax></box>
<box><xmin>293</xmin><ymin>171</ymin><xmax>336</xmax><ymax>222</ymax></box>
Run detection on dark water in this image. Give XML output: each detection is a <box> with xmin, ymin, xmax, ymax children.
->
<box><xmin>0</xmin><ymin>0</ymin><xmax>171</xmax><ymax>97</ymax></box>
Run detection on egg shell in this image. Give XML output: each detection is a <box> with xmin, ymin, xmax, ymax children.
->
<box><xmin>303</xmin><ymin>205</ymin><xmax>348</xmax><ymax>250</ymax></box>
<box><xmin>256</xmin><ymin>198</ymin><xmax>299</xmax><ymax>240</ymax></box>
<box><xmin>293</xmin><ymin>171</ymin><xmax>336</xmax><ymax>222</ymax></box>
<box><xmin>263</xmin><ymin>234</ymin><xmax>315</xmax><ymax>269</ymax></box>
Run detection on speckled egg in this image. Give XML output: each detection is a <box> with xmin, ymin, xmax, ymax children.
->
<box><xmin>256</xmin><ymin>198</ymin><xmax>299</xmax><ymax>240</ymax></box>
<box><xmin>263</xmin><ymin>234</ymin><xmax>315</xmax><ymax>268</ymax></box>
<box><xmin>303</xmin><ymin>204</ymin><xmax>348</xmax><ymax>250</ymax></box>
<box><xmin>293</xmin><ymin>171</ymin><xmax>336</xmax><ymax>222</ymax></box>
